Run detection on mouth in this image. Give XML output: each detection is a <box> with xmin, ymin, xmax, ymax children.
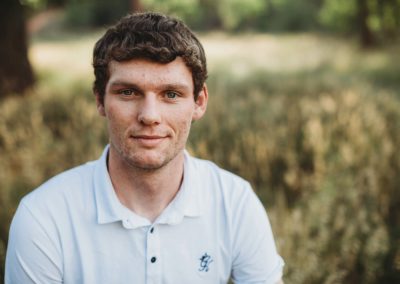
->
<box><xmin>130</xmin><ymin>134</ymin><xmax>169</xmax><ymax>147</ymax></box>
<box><xmin>133</xmin><ymin>135</ymin><xmax>166</xmax><ymax>139</ymax></box>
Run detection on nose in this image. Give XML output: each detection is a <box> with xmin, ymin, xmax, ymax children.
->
<box><xmin>137</xmin><ymin>95</ymin><xmax>161</xmax><ymax>125</ymax></box>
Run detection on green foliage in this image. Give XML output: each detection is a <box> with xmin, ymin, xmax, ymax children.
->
<box><xmin>141</xmin><ymin>0</ymin><xmax>400</xmax><ymax>44</ymax></box>
<box><xmin>20</xmin><ymin>0</ymin><xmax>46</xmax><ymax>10</ymax></box>
<box><xmin>319</xmin><ymin>0</ymin><xmax>400</xmax><ymax>40</ymax></box>
<box><xmin>143</xmin><ymin>0</ymin><xmax>201</xmax><ymax>27</ymax></box>
<box><xmin>21</xmin><ymin>0</ymin><xmax>67</xmax><ymax>11</ymax></box>
<box><xmin>216</xmin><ymin>0</ymin><xmax>266</xmax><ymax>31</ymax></box>
<box><xmin>64</xmin><ymin>0</ymin><xmax>131</xmax><ymax>28</ymax></box>
<box><xmin>143</xmin><ymin>0</ymin><xmax>322</xmax><ymax>31</ymax></box>
<box><xmin>261</xmin><ymin>0</ymin><xmax>322</xmax><ymax>31</ymax></box>
<box><xmin>319</xmin><ymin>0</ymin><xmax>358</xmax><ymax>32</ymax></box>
<box><xmin>23</xmin><ymin>0</ymin><xmax>400</xmax><ymax>45</ymax></box>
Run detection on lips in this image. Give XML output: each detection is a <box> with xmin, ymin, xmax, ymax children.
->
<box><xmin>133</xmin><ymin>135</ymin><xmax>166</xmax><ymax>139</ymax></box>
<box><xmin>130</xmin><ymin>134</ymin><xmax>169</xmax><ymax>147</ymax></box>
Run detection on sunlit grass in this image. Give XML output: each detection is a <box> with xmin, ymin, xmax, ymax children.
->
<box><xmin>31</xmin><ymin>32</ymin><xmax>356</xmax><ymax>77</ymax></box>
<box><xmin>29</xmin><ymin>31</ymin><xmax>400</xmax><ymax>98</ymax></box>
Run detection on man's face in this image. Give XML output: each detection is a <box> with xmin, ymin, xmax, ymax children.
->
<box><xmin>97</xmin><ymin>57</ymin><xmax>208</xmax><ymax>170</ymax></box>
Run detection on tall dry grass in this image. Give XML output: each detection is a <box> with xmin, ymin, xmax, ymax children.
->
<box><xmin>190</xmin><ymin>69</ymin><xmax>400</xmax><ymax>282</ymax></box>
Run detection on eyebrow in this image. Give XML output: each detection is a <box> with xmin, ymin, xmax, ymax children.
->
<box><xmin>108</xmin><ymin>80</ymin><xmax>192</xmax><ymax>93</ymax></box>
<box><xmin>108</xmin><ymin>81</ymin><xmax>141</xmax><ymax>90</ymax></box>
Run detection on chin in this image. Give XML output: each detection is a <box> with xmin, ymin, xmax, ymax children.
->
<box><xmin>125</xmin><ymin>153</ymin><xmax>168</xmax><ymax>171</ymax></box>
<box><xmin>134</xmin><ymin>160</ymin><xmax>165</xmax><ymax>171</ymax></box>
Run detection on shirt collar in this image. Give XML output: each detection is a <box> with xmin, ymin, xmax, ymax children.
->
<box><xmin>93</xmin><ymin>146</ymin><xmax>204</xmax><ymax>228</ymax></box>
<box><xmin>93</xmin><ymin>145</ymin><xmax>128</xmax><ymax>225</ymax></box>
<box><xmin>155</xmin><ymin>150</ymin><xmax>204</xmax><ymax>225</ymax></box>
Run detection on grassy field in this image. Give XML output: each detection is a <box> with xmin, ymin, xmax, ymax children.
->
<box><xmin>1</xmin><ymin>31</ymin><xmax>400</xmax><ymax>283</ymax></box>
<box><xmin>30</xmin><ymin>31</ymin><xmax>400</xmax><ymax>88</ymax></box>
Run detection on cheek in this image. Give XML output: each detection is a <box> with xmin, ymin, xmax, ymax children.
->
<box><xmin>177</xmin><ymin>114</ymin><xmax>194</xmax><ymax>137</ymax></box>
<box><xmin>106</xmin><ymin>104</ymin><xmax>132</xmax><ymax>126</ymax></box>
<box><xmin>105</xmin><ymin>106</ymin><xmax>132</xmax><ymax>138</ymax></box>
<box><xmin>167</xmin><ymin>111</ymin><xmax>192</xmax><ymax>140</ymax></box>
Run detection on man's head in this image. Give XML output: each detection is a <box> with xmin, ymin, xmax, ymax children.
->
<box><xmin>93</xmin><ymin>12</ymin><xmax>207</xmax><ymax>103</ymax></box>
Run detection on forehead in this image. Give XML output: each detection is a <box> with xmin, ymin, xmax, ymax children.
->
<box><xmin>107</xmin><ymin>57</ymin><xmax>193</xmax><ymax>90</ymax></box>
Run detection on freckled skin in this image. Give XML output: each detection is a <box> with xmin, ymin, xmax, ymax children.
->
<box><xmin>96</xmin><ymin>57</ymin><xmax>208</xmax><ymax>171</ymax></box>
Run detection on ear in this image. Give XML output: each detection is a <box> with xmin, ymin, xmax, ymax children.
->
<box><xmin>192</xmin><ymin>84</ymin><xmax>208</xmax><ymax>121</ymax></box>
<box><xmin>95</xmin><ymin>92</ymin><xmax>106</xmax><ymax>117</ymax></box>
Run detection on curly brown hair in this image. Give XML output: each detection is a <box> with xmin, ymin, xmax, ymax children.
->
<box><xmin>92</xmin><ymin>12</ymin><xmax>207</xmax><ymax>103</ymax></box>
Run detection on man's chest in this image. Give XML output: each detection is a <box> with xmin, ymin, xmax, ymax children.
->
<box><xmin>61</xmin><ymin>216</ymin><xmax>232</xmax><ymax>284</ymax></box>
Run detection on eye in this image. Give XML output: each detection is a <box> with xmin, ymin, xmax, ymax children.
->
<box><xmin>165</xmin><ymin>91</ymin><xmax>178</xmax><ymax>99</ymax></box>
<box><xmin>119</xmin><ymin>89</ymin><xmax>136</xmax><ymax>96</ymax></box>
<box><xmin>116</xmin><ymin>88</ymin><xmax>140</xmax><ymax>97</ymax></box>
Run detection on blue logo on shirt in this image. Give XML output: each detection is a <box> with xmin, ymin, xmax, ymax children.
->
<box><xmin>199</xmin><ymin>253</ymin><xmax>213</xmax><ymax>272</ymax></box>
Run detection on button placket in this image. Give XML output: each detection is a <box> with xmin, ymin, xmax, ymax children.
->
<box><xmin>146</xmin><ymin>225</ymin><xmax>161</xmax><ymax>284</ymax></box>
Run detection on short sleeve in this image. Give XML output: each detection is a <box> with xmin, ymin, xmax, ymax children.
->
<box><xmin>5</xmin><ymin>201</ymin><xmax>63</xmax><ymax>284</ymax></box>
<box><xmin>231</xmin><ymin>184</ymin><xmax>284</xmax><ymax>284</ymax></box>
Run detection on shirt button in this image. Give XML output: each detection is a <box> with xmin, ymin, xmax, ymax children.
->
<box><xmin>151</xmin><ymin>257</ymin><xmax>157</xmax><ymax>263</ymax></box>
<box><xmin>150</xmin><ymin>227</ymin><xmax>154</xmax><ymax>233</ymax></box>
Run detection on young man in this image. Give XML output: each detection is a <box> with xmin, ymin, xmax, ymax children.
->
<box><xmin>5</xmin><ymin>12</ymin><xmax>284</xmax><ymax>283</ymax></box>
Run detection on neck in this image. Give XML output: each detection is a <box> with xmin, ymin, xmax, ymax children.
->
<box><xmin>107</xmin><ymin>149</ymin><xmax>185</xmax><ymax>223</ymax></box>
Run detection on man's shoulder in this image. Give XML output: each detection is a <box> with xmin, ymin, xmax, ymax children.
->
<box><xmin>189</xmin><ymin>154</ymin><xmax>248</xmax><ymax>183</ymax></box>
<box><xmin>187</xmin><ymin>154</ymin><xmax>252</xmax><ymax>202</ymax></box>
<box><xmin>21</xmin><ymin>160</ymin><xmax>97</xmax><ymax>211</ymax></box>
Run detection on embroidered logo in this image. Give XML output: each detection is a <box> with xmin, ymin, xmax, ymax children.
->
<box><xmin>198</xmin><ymin>253</ymin><xmax>213</xmax><ymax>272</ymax></box>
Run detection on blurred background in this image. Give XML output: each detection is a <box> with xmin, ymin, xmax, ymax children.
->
<box><xmin>1</xmin><ymin>0</ymin><xmax>400</xmax><ymax>283</ymax></box>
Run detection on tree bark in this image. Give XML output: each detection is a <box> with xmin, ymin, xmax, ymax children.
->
<box><xmin>0</xmin><ymin>0</ymin><xmax>35</xmax><ymax>98</ymax></box>
<box><xmin>357</xmin><ymin>0</ymin><xmax>375</xmax><ymax>47</ymax></box>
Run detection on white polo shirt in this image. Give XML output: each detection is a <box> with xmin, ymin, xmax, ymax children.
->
<box><xmin>6</xmin><ymin>146</ymin><xmax>284</xmax><ymax>284</ymax></box>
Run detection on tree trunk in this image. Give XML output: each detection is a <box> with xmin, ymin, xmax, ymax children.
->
<box><xmin>357</xmin><ymin>0</ymin><xmax>375</xmax><ymax>47</ymax></box>
<box><xmin>0</xmin><ymin>0</ymin><xmax>35</xmax><ymax>98</ymax></box>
